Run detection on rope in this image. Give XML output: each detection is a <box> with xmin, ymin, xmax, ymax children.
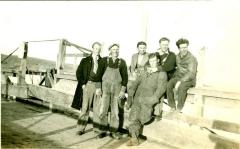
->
<box><xmin>66</xmin><ymin>40</ymin><xmax>92</xmax><ymax>53</ymax></box>
<box><xmin>1</xmin><ymin>47</ymin><xmax>19</xmax><ymax>63</ymax></box>
<box><xmin>27</xmin><ymin>39</ymin><xmax>60</xmax><ymax>43</ymax></box>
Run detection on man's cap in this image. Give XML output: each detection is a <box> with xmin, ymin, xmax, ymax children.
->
<box><xmin>108</xmin><ymin>43</ymin><xmax>120</xmax><ymax>51</ymax></box>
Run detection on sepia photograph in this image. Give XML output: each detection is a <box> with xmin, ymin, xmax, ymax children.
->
<box><xmin>1</xmin><ymin>0</ymin><xmax>240</xmax><ymax>148</ymax></box>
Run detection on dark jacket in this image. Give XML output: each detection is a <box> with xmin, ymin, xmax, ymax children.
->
<box><xmin>156</xmin><ymin>50</ymin><xmax>176</xmax><ymax>80</ymax></box>
<box><xmin>173</xmin><ymin>51</ymin><xmax>198</xmax><ymax>85</ymax></box>
<box><xmin>71</xmin><ymin>55</ymin><xmax>102</xmax><ymax>110</ymax></box>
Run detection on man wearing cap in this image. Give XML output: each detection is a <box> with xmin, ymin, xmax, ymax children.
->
<box><xmin>71</xmin><ymin>42</ymin><xmax>107</xmax><ymax>138</ymax></box>
<box><xmin>126</xmin><ymin>53</ymin><xmax>168</xmax><ymax>146</ymax></box>
<box><xmin>98</xmin><ymin>43</ymin><xmax>128</xmax><ymax>139</ymax></box>
<box><xmin>167</xmin><ymin>38</ymin><xmax>198</xmax><ymax>112</ymax></box>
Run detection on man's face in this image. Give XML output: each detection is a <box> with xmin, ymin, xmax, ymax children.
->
<box><xmin>92</xmin><ymin>44</ymin><xmax>101</xmax><ymax>56</ymax></box>
<box><xmin>159</xmin><ymin>40</ymin><xmax>169</xmax><ymax>53</ymax></box>
<box><xmin>149</xmin><ymin>56</ymin><xmax>158</xmax><ymax>68</ymax></box>
<box><xmin>110</xmin><ymin>45</ymin><xmax>119</xmax><ymax>57</ymax></box>
<box><xmin>138</xmin><ymin>44</ymin><xmax>146</xmax><ymax>55</ymax></box>
<box><xmin>179</xmin><ymin>43</ymin><xmax>188</xmax><ymax>57</ymax></box>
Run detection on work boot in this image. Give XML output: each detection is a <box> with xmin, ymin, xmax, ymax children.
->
<box><xmin>176</xmin><ymin>109</ymin><xmax>182</xmax><ymax>113</ymax></box>
<box><xmin>96</xmin><ymin>132</ymin><xmax>107</xmax><ymax>139</ymax></box>
<box><xmin>170</xmin><ymin>108</ymin><xmax>176</xmax><ymax>112</ymax></box>
<box><xmin>126</xmin><ymin>138</ymin><xmax>139</xmax><ymax>146</ymax></box>
<box><xmin>110</xmin><ymin>132</ymin><xmax>122</xmax><ymax>140</ymax></box>
<box><xmin>76</xmin><ymin>131</ymin><xmax>84</xmax><ymax>135</ymax></box>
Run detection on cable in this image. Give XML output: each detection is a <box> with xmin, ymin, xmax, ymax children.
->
<box><xmin>1</xmin><ymin>47</ymin><xmax>19</xmax><ymax>63</ymax></box>
<box><xmin>27</xmin><ymin>39</ymin><xmax>60</xmax><ymax>43</ymax></box>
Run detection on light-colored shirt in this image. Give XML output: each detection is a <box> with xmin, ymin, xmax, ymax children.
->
<box><xmin>137</xmin><ymin>54</ymin><xmax>144</xmax><ymax>66</ymax></box>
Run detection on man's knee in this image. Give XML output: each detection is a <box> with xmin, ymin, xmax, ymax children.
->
<box><xmin>167</xmin><ymin>82</ymin><xmax>174</xmax><ymax>91</ymax></box>
<box><xmin>111</xmin><ymin>111</ymin><xmax>119</xmax><ymax>121</ymax></box>
<box><xmin>178</xmin><ymin>83</ymin><xmax>191</xmax><ymax>93</ymax></box>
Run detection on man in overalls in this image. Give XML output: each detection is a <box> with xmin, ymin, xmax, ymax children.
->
<box><xmin>99</xmin><ymin>43</ymin><xmax>128</xmax><ymax>139</ymax></box>
<box><xmin>74</xmin><ymin>42</ymin><xmax>106</xmax><ymax>138</ymax></box>
<box><xmin>126</xmin><ymin>53</ymin><xmax>168</xmax><ymax>146</ymax></box>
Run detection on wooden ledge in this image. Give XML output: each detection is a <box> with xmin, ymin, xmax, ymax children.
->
<box><xmin>188</xmin><ymin>87</ymin><xmax>240</xmax><ymax>100</ymax></box>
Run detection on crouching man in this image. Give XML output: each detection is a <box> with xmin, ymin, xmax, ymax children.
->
<box><xmin>126</xmin><ymin>53</ymin><xmax>168</xmax><ymax>146</ymax></box>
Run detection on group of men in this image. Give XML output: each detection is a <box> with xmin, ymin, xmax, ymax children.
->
<box><xmin>71</xmin><ymin>37</ymin><xmax>198</xmax><ymax>146</ymax></box>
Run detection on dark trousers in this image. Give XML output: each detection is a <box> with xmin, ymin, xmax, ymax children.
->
<box><xmin>166</xmin><ymin>78</ymin><xmax>194</xmax><ymax>110</ymax></box>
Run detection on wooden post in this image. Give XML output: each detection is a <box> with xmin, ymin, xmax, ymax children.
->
<box><xmin>194</xmin><ymin>94</ymin><xmax>205</xmax><ymax>117</ymax></box>
<box><xmin>74</xmin><ymin>54</ymin><xmax>78</xmax><ymax>70</ymax></box>
<box><xmin>196</xmin><ymin>47</ymin><xmax>206</xmax><ymax>87</ymax></box>
<box><xmin>17</xmin><ymin>42</ymin><xmax>28</xmax><ymax>85</ymax></box>
<box><xmin>56</xmin><ymin>39</ymin><xmax>66</xmax><ymax>74</ymax></box>
<box><xmin>55</xmin><ymin>39</ymin><xmax>66</xmax><ymax>83</ymax></box>
<box><xmin>4</xmin><ymin>74</ymin><xmax>9</xmax><ymax>98</ymax></box>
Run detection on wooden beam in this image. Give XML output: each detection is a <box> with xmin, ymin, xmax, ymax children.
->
<box><xmin>144</xmin><ymin>118</ymin><xmax>240</xmax><ymax>149</ymax></box>
<box><xmin>1</xmin><ymin>84</ymin><xmax>28</xmax><ymax>98</ymax></box>
<box><xmin>54</xmin><ymin>74</ymin><xmax>77</xmax><ymax>81</ymax></box>
<box><xmin>45</xmin><ymin>69</ymin><xmax>54</xmax><ymax>87</ymax></box>
<box><xmin>17</xmin><ymin>42</ymin><xmax>28</xmax><ymax>85</ymax></box>
<box><xmin>56</xmin><ymin>39</ymin><xmax>66</xmax><ymax>75</ymax></box>
<box><xmin>188</xmin><ymin>87</ymin><xmax>240</xmax><ymax>101</ymax></box>
<box><xmin>28</xmin><ymin>84</ymin><xmax>74</xmax><ymax>106</ymax></box>
<box><xmin>39</xmin><ymin>76</ymin><xmax>45</xmax><ymax>85</ymax></box>
<box><xmin>161</xmin><ymin>110</ymin><xmax>240</xmax><ymax>134</ymax></box>
<box><xmin>65</xmin><ymin>53</ymin><xmax>85</xmax><ymax>57</ymax></box>
<box><xmin>65</xmin><ymin>40</ymin><xmax>91</xmax><ymax>53</ymax></box>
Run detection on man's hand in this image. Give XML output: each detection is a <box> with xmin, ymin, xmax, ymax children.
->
<box><xmin>147</xmin><ymin>67</ymin><xmax>158</xmax><ymax>74</ymax></box>
<box><xmin>126</xmin><ymin>96</ymin><xmax>133</xmax><ymax>110</ymax></box>
<box><xmin>95</xmin><ymin>88</ymin><xmax>102</xmax><ymax>96</ymax></box>
<box><xmin>119</xmin><ymin>91</ymin><xmax>125</xmax><ymax>99</ymax></box>
<box><xmin>82</xmin><ymin>85</ymin><xmax>86</xmax><ymax>90</ymax></box>
<box><xmin>174</xmin><ymin>81</ymin><xmax>181</xmax><ymax>90</ymax></box>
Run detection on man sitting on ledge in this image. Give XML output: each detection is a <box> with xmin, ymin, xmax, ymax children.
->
<box><xmin>167</xmin><ymin>38</ymin><xmax>198</xmax><ymax>113</ymax></box>
<box><xmin>126</xmin><ymin>53</ymin><xmax>168</xmax><ymax>146</ymax></box>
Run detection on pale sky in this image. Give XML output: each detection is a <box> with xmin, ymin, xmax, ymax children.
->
<box><xmin>1</xmin><ymin>1</ymin><xmax>240</xmax><ymax>91</ymax></box>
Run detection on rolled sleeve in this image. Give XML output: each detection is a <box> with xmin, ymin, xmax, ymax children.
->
<box><xmin>120</xmin><ymin>59</ymin><xmax>128</xmax><ymax>87</ymax></box>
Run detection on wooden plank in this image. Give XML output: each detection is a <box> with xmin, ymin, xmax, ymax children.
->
<box><xmin>1</xmin><ymin>84</ymin><xmax>28</xmax><ymax>98</ymax></box>
<box><xmin>188</xmin><ymin>87</ymin><xmax>240</xmax><ymax>100</ymax></box>
<box><xmin>65</xmin><ymin>53</ymin><xmax>84</xmax><ymax>57</ymax></box>
<box><xmin>56</xmin><ymin>39</ymin><xmax>66</xmax><ymax>75</ymax></box>
<box><xmin>161</xmin><ymin>110</ymin><xmax>240</xmax><ymax>134</ymax></box>
<box><xmin>28</xmin><ymin>84</ymin><xmax>74</xmax><ymax>106</ymax></box>
<box><xmin>65</xmin><ymin>40</ymin><xmax>92</xmax><ymax>53</ymax></box>
<box><xmin>144</xmin><ymin>119</ymin><xmax>240</xmax><ymax>149</ymax></box>
<box><xmin>54</xmin><ymin>74</ymin><xmax>77</xmax><ymax>81</ymax></box>
<box><xmin>17</xmin><ymin>42</ymin><xmax>28</xmax><ymax>85</ymax></box>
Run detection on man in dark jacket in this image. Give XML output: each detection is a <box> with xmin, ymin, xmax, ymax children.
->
<box><xmin>156</xmin><ymin>37</ymin><xmax>176</xmax><ymax>80</ymax></box>
<box><xmin>71</xmin><ymin>42</ymin><xmax>106</xmax><ymax>138</ymax></box>
<box><xmin>167</xmin><ymin>38</ymin><xmax>198</xmax><ymax>112</ymax></box>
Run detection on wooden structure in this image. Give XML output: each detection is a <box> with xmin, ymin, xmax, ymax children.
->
<box><xmin>1</xmin><ymin>39</ymin><xmax>91</xmax><ymax>109</ymax></box>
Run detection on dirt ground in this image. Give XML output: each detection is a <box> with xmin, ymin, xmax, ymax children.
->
<box><xmin>1</xmin><ymin>98</ymin><xmax>65</xmax><ymax>148</ymax></box>
<box><xmin>1</xmin><ymin>98</ymin><xmax>176</xmax><ymax>149</ymax></box>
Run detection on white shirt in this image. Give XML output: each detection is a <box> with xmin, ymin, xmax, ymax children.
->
<box><xmin>137</xmin><ymin>54</ymin><xmax>144</xmax><ymax>66</ymax></box>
